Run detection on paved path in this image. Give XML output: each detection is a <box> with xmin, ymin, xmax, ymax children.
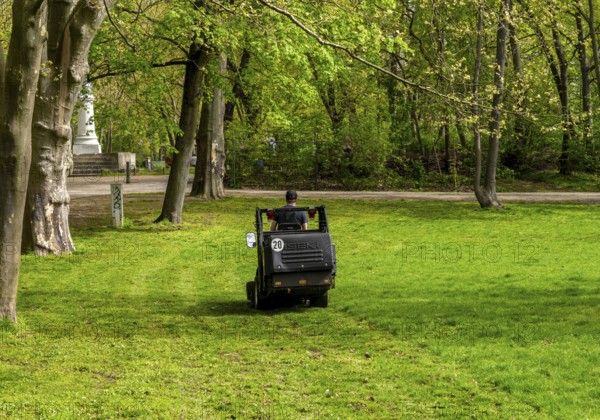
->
<box><xmin>67</xmin><ymin>175</ymin><xmax>600</xmax><ymax>203</ymax></box>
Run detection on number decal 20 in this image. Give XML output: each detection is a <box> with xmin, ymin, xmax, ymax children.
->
<box><xmin>271</xmin><ymin>238</ymin><xmax>285</xmax><ymax>252</ymax></box>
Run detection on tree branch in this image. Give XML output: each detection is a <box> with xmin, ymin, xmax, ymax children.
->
<box><xmin>255</xmin><ymin>0</ymin><xmax>470</xmax><ymax>110</ymax></box>
<box><xmin>103</xmin><ymin>0</ymin><xmax>137</xmax><ymax>52</ymax></box>
<box><xmin>88</xmin><ymin>59</ymin><xmax>188</xmax><ymax>82</ymax></box>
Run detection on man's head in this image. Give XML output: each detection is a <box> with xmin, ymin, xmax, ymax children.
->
<box><xmin>285</xmin><ymin>190</ymin><xmax>298</xmax><ymax>204</ymax></box>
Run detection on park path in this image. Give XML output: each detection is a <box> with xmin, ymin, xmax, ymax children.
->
<box><xmin>67</xmin><ymin>174</ymin><xmax>600</xmax><ymax>203</ymax></box>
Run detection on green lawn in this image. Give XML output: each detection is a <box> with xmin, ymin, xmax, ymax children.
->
<box><xmin>2</xmin><ymin>196</ymin><xmax>599</xmax><ymax>418</ymax></box>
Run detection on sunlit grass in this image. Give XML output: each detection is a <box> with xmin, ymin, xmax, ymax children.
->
<box><xmin>2</xmin><ymin>196</ymin><xmax>598</xmax><ymax>417</ymax></box>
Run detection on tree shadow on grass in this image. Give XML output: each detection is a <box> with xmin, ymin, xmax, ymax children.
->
<box><xmin>16</xmin><ymin>289</ymin><xmax>314</xmax><ymax>343</ymax></box>
<box><xmin>184</xmin><ymin>298</ymin><xmax>312</xmax><ymax>318</ymax></box>
<box><xmin>338</xmin><ymin>282</ymin><xmax>600</xmax><ymax>344</ymax></box>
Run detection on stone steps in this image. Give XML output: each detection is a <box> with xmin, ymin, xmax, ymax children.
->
<box><xmin>72</xmin><ymin>153</ymin><xmax>136</xmax><ymax>177</ymax></box>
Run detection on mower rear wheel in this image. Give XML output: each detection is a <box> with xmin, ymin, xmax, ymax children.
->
<box><xmin>311</xmin><ymin>291</ymin><xmax>329</xmax><ymax>308</ymax></box>
<box><xmin>246</xmin><ymin>281</ymin><xmax>254</xmax><ymax>307</ymax></box>
<box><xmin>253</xmin><ymin>280</ymin><xmax>268</xmax><ymax>310</ymax></box>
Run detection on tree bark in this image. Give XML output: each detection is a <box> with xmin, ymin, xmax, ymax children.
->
<box><xmin>409</xmin><ymin>92</ymin><xmax>425</xmax><ymax>157</ymax></box>
<box><xmin>576</xmin><ymin>11</ymin><xmax>593</xmax><ymax>149</ymax></box>
<box><xmin>191</xmin><ymin>53</ymin><xmax>227</xmax><ymax>199</ymax></box>
<box><xmin>443</xmin><ymin>123</ymin><xmax>451</xmax><ymax>173</ymax></box>
<box><xmin>456</xmin><ymin>123</ymin><xmax>467</xmax><ymax>150</ymax></box>
<box><xmin>225</xmin><ymin>49</ymin><xmax>261</xmax><ymax>128</ymax></box>
<box><xmin>528</xmin><ymin>8</ymin><xmax>574</xmax><ymax>175</ymax></box>
<box><xmin>155</xmin><ymin>42</ymin><xmax>211</xmax><ymax>223</ymax></box>
<box><xmin>224</xmin><ymin>49</ymin><xmax>250</xmax><ymax>124</ymax></box>
<box><xmin>587</xmin><ymin>0</ymin><xmax>600</xmax><ymax>105</ymax></box>
<box><xmin>475</xmin><ymin>0</ymin><xmax>508</xmax><ymax>209</ymax></box>
<box><xmin>473</xmin><ymin>3</ymin><xmax>483</xmax><ymax>199</ymax></box>
<box><xmin>0</xmin><ymin>0</ymin><xmax>47</xmax><ymax>321</ymax></box>
<box><xmin>307</xmin><ymin>54</ymin><xmax>346</xmax><ymax>137</ymax></box>
<box><xmin>25</xmin><ymin>0</ymin><xmax>111</xmax><ymax>256</ymax></box>
<box><xmin>507</xmin><ymin>0</ymin><xmax>527</xmax><ymax>168</ymax></box>
<box><xmin>551</xmin><ymin>27</ymin><xmax>573</xmax><ymax>175</ymax></box>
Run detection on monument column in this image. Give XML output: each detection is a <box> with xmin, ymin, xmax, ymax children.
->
<box><xmin>73</xmin><ymin>82</ymin><xmax>102</xmax><ymax>154</ymax></box>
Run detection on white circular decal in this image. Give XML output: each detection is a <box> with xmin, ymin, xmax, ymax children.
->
<box><xmin>271</xmin><ymin>238</ymin><xmax>285</xmax><ymax>252</ymax></box>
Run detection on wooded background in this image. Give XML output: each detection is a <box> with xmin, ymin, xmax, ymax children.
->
<box><xmin>86</xmin><ymin>0</ymin><xmax>600</xmax><ymax>192</ymax></box>
<box><xmin>1</xmin><ymin>0</ymin><xmax>600</xmax><ymax>320</ymax></box>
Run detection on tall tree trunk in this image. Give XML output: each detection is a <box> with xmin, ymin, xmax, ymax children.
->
<box><xmin>155</xmin><ymin>43</ymin><xmax>210</xmax><ymax>223</ymax></box>
<box><xmin>456</xmin><ymin>123</ymin><xmax>467</xmax><ymax>150</ymax></box>
<box><xmin>409</xmin><ymin>92</ymin><xmax>425</xmax><ymax>157</ymax></box>
<box><xmin>475</xmin><ymin>0</ymin><xmax>508</xmax><ymax>209</ymax></box>
<box><xmin>25</xmin><ymin>0</ymin><xmax>111</xmax><ymax>256</ymax></box>
<box><xmin>551</xmin><ymin>27</ymin><xmax>573</xmax><ymax>175</ymax></box>
<box><xmin>106</xmin><ymin>120</ymin><xmax>113</xmax><ymax>153</ymax></box>
<box><xmin>508</xmin><ymin>0</ymin><xmax>527</xmax><ymax>167</ymax></box>
<box><xmin>0</xmin><ymin>0</ymin><xmax>47</xmax><ymax>321</ymax></box>
<box><xmin>443</xmin><ymin>122</ymin><xmax>451</xmax><ymax>173</ymax></box>
<box><xmin>587</xmin><ymin>0</ymin><xmax>600</xmax><ymax>104</ymax></box>
<box><xmin>307</xmin><ymin>54</ymin><xmax>346</xmax><ymax>138</ymax></box>
<box><xmin>576</xmin><ymin>12</ymin><xmax>593</xmax><ymax>149</ymax></box>
<box><xmin>191</xmin><ymin>53</ymin><xmax>227</xmax><ymax>199</ymax></box>
<box><xmin>225</xmin><ymin>50</ymin><xmax>246</xmax><ymax>124</ymax></box>
<box><xmin>473</xmin><ymin>3</ymin><xmax>483</xmax><ymax>199</ymax></box>
<box><xmin>386</xmin><ymin>53</ymin><xmax>412</xmax><ymax>153</ymax></box>
<box><xmin>225</xmin><ymin>49</ymin><xmax>256</xmax><ymax>126</ymax></box>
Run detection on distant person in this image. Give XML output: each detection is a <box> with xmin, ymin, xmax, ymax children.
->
<box><xmin>271</xmin><ymin>190</ymin><xmax>308</xmax><ymax>231</ymax></box>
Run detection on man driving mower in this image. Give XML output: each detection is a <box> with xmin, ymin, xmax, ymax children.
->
<box><xmin>271</xmin><ymin>190</ymin><xmax>308</xmax><ymax>231</ymax></box>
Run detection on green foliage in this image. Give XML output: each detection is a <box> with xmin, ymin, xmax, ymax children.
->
<box><xmin>83</xmin><ymin>0</ymin><xmax>600</xmax><ymax>187</ymax></box>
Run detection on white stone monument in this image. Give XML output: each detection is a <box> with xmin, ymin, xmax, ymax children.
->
<box><xmin>73</xmin><ymin>82</ymin><xmax>102</xmax><ymax>155</ymax></box>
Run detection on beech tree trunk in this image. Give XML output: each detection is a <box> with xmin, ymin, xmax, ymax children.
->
<box><xmin>472</xmin><ymin>3</ymin><xmax>483</xmax><ymax>199</ymax></box>
<box><xmin>224</xmin><ymin>49</ymin><xmax>250</xmax><ymax>124</ymax></box>
<box><xmin>456</xmin><ymin>123</ymin><xmax>467</xmax><ymax>150</ymax></box>
<box><xmin>224</xmin><ymin>49</ymin><xmax>261</xmax><ymax>129</ymax></box>
<box><xmin>587</xmin><ymin>0</ymin><xmax>600</xmax><ymax>105</ymax></box>
<box><xmin>508</xmin><ymin>0</ymin><xmax>527</xmax><ymax>168</ymax></box>
<box><xmin>155</xmin><ymin>42</ymin><xmax>211</xmax><ymax>223</ymax></box>
<box><xmin>443</xmin><ymin>123</ymin><xmax>450</xmax><ymax>173</ymax></box>
<box><xmin>191</xmin><ymin>53</ymin><xmax>227</xmax><ymax>199</ymax></box>
<box><xmin>551</xmin><ymin>28</ymin><xmax>573</xmax><ymax>175</ymax></box>
<box><xmin>576</xmin><ymin>12</ymin><xmax>593</xmax><ymax>148</ymax></box>
<box><xmin>474</xmin><ymin>0</ymin><xmax>508</xmax><ymax>209</ymax></box>
<box><xmin>530</xmin><ymin>13</ymin><xmax>574</xmax><ymax>175</ymax></box>
<box><xmin>307</xmin><ymin>54</ymin><xmax>346</xmax><ymax>138</ymax></box>
<box><xmin>410</xmin><ymin>93</ymin><xmax>425</xmax><ymax>157</ymax></box>
<box><xmin>0</xmin><ymin>0</ymin><xmax>47</xmax><ymax>321</ymax></box>
<box><xmin>24</xmin><ymin>0</ymin><xmax>111</xmax><ymax>256</ymax></box>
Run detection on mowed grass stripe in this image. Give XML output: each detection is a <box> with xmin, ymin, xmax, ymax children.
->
<box><xmin>2</xmin><ymin>196</ymin><xmax>592</xmax><ymax>417</ymax></box>
<box><xmin>331</xmin><ymin>199</ymin><xmax>600</xmax><ymax>418</ymax></box>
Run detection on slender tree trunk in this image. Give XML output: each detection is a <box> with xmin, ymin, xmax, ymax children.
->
<box><xmin>475</xmin><ymin>0</ymin><xmax>508</xmax><ymax>209</ymax></box>
<box><xmin>225</xmin><ymin>49</ymin><xmax>253</xmax><ymax>125</ymax></box>
<box><xmin>551</xmin><ymin>28</ymin><xmax>573</xmax><ymax>175</ymax></box>
<box><xmin>410</xmin><ymin>92</ymin><xmax>425</xmax><ymax>157</ymax></box>
<box><xmin>224</xmin><ymin>48</ymin><xmax>252</xmax><ymax>122</ymax></box>
<box><xmin>530</xmin><ymin>10</ymin><xmax>574</xmax><ymax>175</ymax></box>
<box><xmin>576</xmin><ymin>12</ymin><xmax>593</xmax><ymax>149</ymax></box>
<box><xmin>587</xmin><ymin>0</ymin><xmax>600</xmax><ymax>104</ymax></box>
<box><xmin>456</xmin><ymin>123</ymin><xmax>467</xmax><ymax>150</ymax></box>
<box><xmin>191</xmin><ymin>53</ymin><xmax>227</xmax><ymax>199</ymax></box>
<box><xmin>508</xmin><ymin>1</ymin><xmax>527</xmax><ymax>167</ymax></box>
<box><xmin>106</xmin><ymin>120</ymin><xmax>113</xmax><ymax>153</ymax></box>
<box><xmin>25</xmin><ymin>1</ymin><xmax>111</xmax><ymax>256</ymax></box>
<box><xmin>155</xmin><ymin>43</ymin><xmax>210</xmax><ymax>223</ymax></box>
<box><xmin>473</xmin><ymin>2</ymin><xmax>483</xmax><ymax>199</ymax></box>
<box><xmin>307</xmin><ymin>54</ymin><xmax>345</xmax><ymax>138</ymax></box>
<box><xmin>0</xmin><ymin>0</ymin><xmax>47</xmax><ymax>321</ymax></box>
<box><xmin>443</xmin><ymin>123</ymin><xmax>451</xmax><ymax>173</ymax></box>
